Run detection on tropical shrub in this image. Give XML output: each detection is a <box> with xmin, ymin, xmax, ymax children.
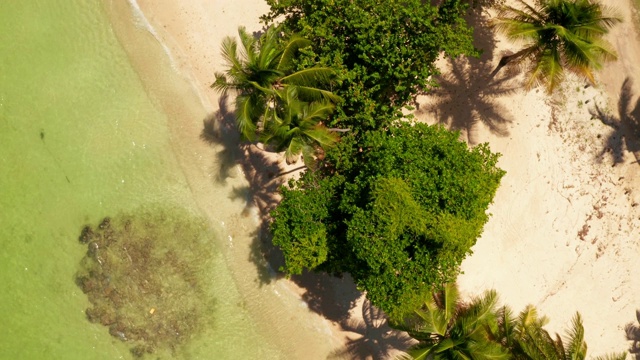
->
<box><xmin>261</xmin><ymin>0</ymin><xmax>478</xmax><ymax>131</ymax></box>
<box><xmin>271</xmin><ymin>123</ymin><xmax>505</xmax><ymax>317</ymax></box>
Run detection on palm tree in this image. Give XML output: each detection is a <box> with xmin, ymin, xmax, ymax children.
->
<box><xmin>493</xmin><ymin>305</ymin><xmax>627</xmax><ymax>360</ymax></box>
<box><xmin>211</xmin><ymin>26</ymin><xmax>339</xmax><ymax>141</ymax></box>
<box><xmin>393</xmin><ymin>283</ymin><xmax>509</xmax><ymax>360</ymax></box>
<box><xmin>490</xmin><ymin>0</ymin><xmax>621</xmax><ymax>92</ymax></box>
<box><xmin>261</xmin><ymin>87</ymin><xmax>339</xmax><ymax>165</ymax></box>
<box><xmin>493</xmin><ymin>305</ymin><xmax>571</xmax><ymax>359</ymax></box>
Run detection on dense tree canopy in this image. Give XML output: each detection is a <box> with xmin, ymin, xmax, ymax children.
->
<box><xmin>261</xmin><ymin>0</ymin><xmax>478</xmax><ymax>130</ymax></box>
<box><xmin>271</xmin><ymin>123</ymin><xmax>505</xmax><ymax>317</ymax></box>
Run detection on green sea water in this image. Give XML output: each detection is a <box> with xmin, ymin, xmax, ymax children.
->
<box><xmin>0</xmin><ymin>1</ymin><xmax>283</xmax><ymax>359</ymax></box>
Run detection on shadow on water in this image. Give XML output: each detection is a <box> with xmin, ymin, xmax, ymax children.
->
<box><xmin>589</xmin><ymin>77</ymin><xmax>640</xmax><ymax>166</ymax></box>
<box><xmin>625</xmin><ymin>310</ymin><xmax>640</xmax><ymax>359</ymax></box>
<box><xmin>417</xmin><ymin>7</ymin><xmax>517</xmax><ymax>145</ymax></box>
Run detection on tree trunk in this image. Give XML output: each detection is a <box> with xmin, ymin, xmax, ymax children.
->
<box><xmin>327</xmin><ymin>128</ymin><xmax>351</xmax><ymax>133</ymax></box>
<box><xmin>276</xmin><ymin>165</ymin><xmax>307</xmax><ymax>177</ymax></box>
<box><xmin>488</xmin><ymin>47</ymin><xmax>536</xmax><ymax>81</ymax></box>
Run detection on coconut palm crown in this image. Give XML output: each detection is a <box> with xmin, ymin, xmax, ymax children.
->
<box><xmin>211</xmin><ymin>26</ymin><xmax>340</xmax><ymax>142</ymax></box>
<box><xmin>491</xmin><ymin>0</ymin><xmax>621</xmax><ymax>92</ymax></box>
<box><xmin>393</xmin><ymin>283</ymin><xmax>509</xmax><ymax>360</ymax></box>
<box><xmin>261</xmin><ymin>87</ymin><xmax>339</xmax><ymax>165</ymax></box>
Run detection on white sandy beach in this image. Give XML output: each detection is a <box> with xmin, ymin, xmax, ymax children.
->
<box><xmin>121</xmin><ymin>0</ymin><xmax>640</xmax><ymax>358</ymax></box>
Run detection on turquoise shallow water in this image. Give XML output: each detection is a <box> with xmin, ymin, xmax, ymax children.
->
<box><xmin>0</xmin><ymin>1</ymin><xmax>282</xmax><ymax>358</ymax></box>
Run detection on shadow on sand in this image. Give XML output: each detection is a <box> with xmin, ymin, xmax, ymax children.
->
<box><xmin>589</xmin><ymin>77</ymin><xmax>640</xmax><ymax>166</ymax></box>
<box><xmin>417</xmin><ymin>8</ymin><xmax>518</xmax><ymax>145</ymax></box>
<box><xmin>327</xmin><ymin>299</ymin><xmax>415</xmax><ymax>360</ymax></box>
<box><xmin>200</xmin><ymin>7</ymin><xmax>514</xmax><ymax>357</ymax></box>
<box><xmin>200</xmin><ymin>96</ymin><xmax>413</xmax><ymax>358</ymax></box>
<box><xmin>200</xmin><ymin>95</ymin><xmax>288</xmax><ymax>285</ymax></box>
<box><xmin>625</xmin><ymin>310</ymin><xmax>640</xmax><ymax>359</ymax></box>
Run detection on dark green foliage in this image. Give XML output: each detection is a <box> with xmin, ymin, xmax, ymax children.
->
<box><xmin>262</xmin><ymin>0</ymin><xmax>478</xmax><ymax>130</ymax></box>
<box><xmin>270</xmin><ymin>173</ymin><xmax>344</xmax><ymax>275</ymax></box>
<box><xmin>270</xmin><ymin>122</ymin><xmax>505</xmax><ymax>317</ymax></box>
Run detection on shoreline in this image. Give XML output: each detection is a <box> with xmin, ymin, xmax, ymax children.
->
<box><xmin>109</xmin><ymin>0</ymin><xmax>640</xmax><ymax>358</ymax></box>
<box><xmin>103</xmin><ymin>0</ymin><xmax>363</xmax><ymax>358</ymax></box>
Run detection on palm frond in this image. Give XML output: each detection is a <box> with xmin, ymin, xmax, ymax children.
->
<box><xmin>442</xmin><ymin>283</ymin><xmax>460</xmax><ymax>326</ymax></box>
<box><xmin>281</xmin><ymin>67</ymin><xmax>336</xmax><ymax>86</ymax></box>
<box><xmin>411</xmin><ymin>303</ymin><xmax>442</xmax><ymax>336</ymax></box>
<box><xmin>247</xmin><ymin>80</ymin><xmax>278</xmax><ymax>96</ymax></box>
<box><xmin>303</xmin><ymin>126</ymin><xmax>340</xmax><ymax>148</ymax></box>
<box><xmin>492</xmin><ymin>20</ymin><xmax>543</xmax><ymax>42</ymax></box>
<box><xmin>407</xmin><ymin>345</ymin><xmax>435</xmax><ymax>360</ymax></box>
<box><xmin>256</xmin><ymin>27</ymin><xmax>282</xmax><ymax>71</ymax></box>
<box><xmin>284</xmin><ymin>136</ymin><xmax>304</xmax><ymax>164</ymax></box>
<box><xmin>593</xmin><ymin>352</ymin><xmax>628</xmax><ymax>360</ymax></box>
<box><xmin>277</xmin><ymin>35</ymin><xmax>312</xmax><ymax>71</ymax></box>
<box><xmin>237</xmin><ymin>26</ymin><xmax>258</xmax><ymax>64</ymax></box>
<box><xmin>526</xmin><ymin>47</ymin><xmax>564</xmax><ymax>93</ymax></box>
<box><xmin>234</xmin><ymin>94</ymin><xmax>260</xmax><ymax>141</ymax></box>
<box><xmin>302</xmin><ymin>101</ymin><xmax>335</xmax><ymax>122</ymax></box>
<box><xmin>220</xmin><ymin>36</ymin><xmax>243</xmax><ymax>75</ymax></box>
<box><xmin>467</xmin><ymin>339</ymin><xmax>510</xmax><ymax>360</ymax></box>
<box><xmin>211</xmin><ymin>72</ymin><xmax>233</xmax><ymax>93</ymax></box>
<box><xmin>563</xmin><ymin>312</ymin><xmax>587</xmax><ymax>360</ymax></box>
<box><xmin>467</xmin><ymin>289</ymin><xmax>499</xmax><ymax>327</ymax></box>
<box><xmin>294</xmin><ymin>85</ymin><xmax>342</xmax><ymax>103</ymax></box>
<box><xmin>514</xmin><ymin>0</ymin><xmax>545</xmax><ymax>22</ymax></box>
<box><xmin>518</xmin><ymin>305</ymin><xmax>548</xmax><ymax>330</ymax></box>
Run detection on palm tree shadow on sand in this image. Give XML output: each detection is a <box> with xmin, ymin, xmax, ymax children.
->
<box><xmin>202</xmin><ymin>96</ymin><xmax>413</xmax><ymax>359</ymax></box>
<box><xmin>327</xmin><ymin>299</ymin><xmax>415</xmax><ymax>360</ymax></box>
<box><xmin>200</xmin><ymin>94</ymin><xmax>293</xmax><ymax>285</ymax></box>
<box><xmin>589</xmin><ymin>77</ymin><xmax>640</xmax><ymax>166</ymax></box>
<box><xmin>625</xmin><ymin>310</ymin><xmax>640</xmax><ymax>359</ymax></box>
<box><xmin>417</xmin><ymin>8</ymin><xmax>517</xmax><ymax>145</ymax></box>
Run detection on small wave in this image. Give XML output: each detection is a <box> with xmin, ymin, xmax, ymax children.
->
<box><xmin>126</xmin><ymin>0</ymin><xmax>178</xmax><ymax>72</ymax></box>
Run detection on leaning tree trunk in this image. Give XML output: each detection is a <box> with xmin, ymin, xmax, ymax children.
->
<box><xmin>327</xmin><ymin>128</ymin><xmax>351</xmax><ymax>133</ymax></box>
<box><xmin>488</xmin><ymin>46</ymin><xmax>536</xmax><ymax>81</ymax></box>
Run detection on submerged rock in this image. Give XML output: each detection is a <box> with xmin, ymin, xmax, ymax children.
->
<box><xmin>74</xmin><ymin>208</ymin><xmax>216</xmax><ymax>357</ymax></box>
<box><xmin>78</xmin><ymin>226</ymin><xmax>94</xmax><ymax>244</ymax></box>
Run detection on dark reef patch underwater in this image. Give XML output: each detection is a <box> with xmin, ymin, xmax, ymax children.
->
<box><xmin>75</xmin><ymin>207</ymin><xmax>217</xmax><ymax>358</ymax></box>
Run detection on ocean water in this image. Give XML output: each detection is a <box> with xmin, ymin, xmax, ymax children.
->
<box><xmin>0</xmin><ymin>1</ymin><xmax>286</xmax><ymax>358</ymax></box>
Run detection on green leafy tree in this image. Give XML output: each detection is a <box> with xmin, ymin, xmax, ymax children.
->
<box><xmin>270</xmin><ymin>122</ymin><xmax>505</xmax><ymax>318</ymax></box>
<box><xmin>261</xmin><ymin>0</ymin><xmax>478</xmax><ymax>130</ymax></box>
<box><xmin>490</xmin><ymin>0</ymin><xmax>621</xmax><ymax>92</ymax></box>
<box><xmin>392</xmin><ymin>283</ymin><xmax>509</xmax><ymax>360</ymax></box>
<box><xmin>211</xmin><ymin>26</ymin><xmax>339</xmax><ymax>141</ymax></box>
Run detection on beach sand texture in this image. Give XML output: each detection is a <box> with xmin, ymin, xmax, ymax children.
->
<box><xmin>130</xmin><ymin>0</ymin><xmax>640</xmax><ymax>358</ymax></box>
